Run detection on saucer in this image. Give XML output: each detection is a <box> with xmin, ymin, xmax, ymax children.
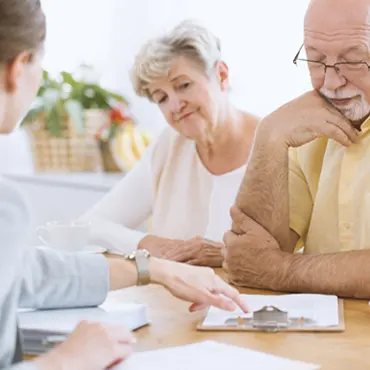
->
<box><xmin>36</xmin><ymin>245</ymin><xmax>107</xmax><ymax>254</ymax></box>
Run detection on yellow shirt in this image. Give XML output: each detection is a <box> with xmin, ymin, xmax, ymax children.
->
<box><xmin>289</xmin><ymin>117</ymin><xmax>370</xmax><ymax>254</ymax></box>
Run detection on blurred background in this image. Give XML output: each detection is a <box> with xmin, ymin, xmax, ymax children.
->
<box><xmin>0</xmin><ymin>0</ymin><xmax>311</xmax><ymax>243</ymax></box>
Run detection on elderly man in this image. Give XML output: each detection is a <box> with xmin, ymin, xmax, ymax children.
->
<box><xmin>224</xmin><ymin>0</ymin><xmax>370</xmax><ymax>299</ymax></box>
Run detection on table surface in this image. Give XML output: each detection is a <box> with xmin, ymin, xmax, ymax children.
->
<box><xmin>105</xmin><ymin>269</ymin><xmax>370</xmax><ymax>370</ymax></box>
<box><xmin>27</xmin><ymin>267</ymin><xmax>370</xmax><ymax>369</ymax></box>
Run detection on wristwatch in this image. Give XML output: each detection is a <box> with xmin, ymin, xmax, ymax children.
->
<box><xmin>123</xmin><ymin>249</ymin><xmax>151</xmax><ymax>285</ymax></box>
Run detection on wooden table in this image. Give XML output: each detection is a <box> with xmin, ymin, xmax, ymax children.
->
<box><xmin>27</xmin><ymin>265</ymin><xmax>370</xmax><ymax>369</ymax></box>
<box><xmin>104</xmin><ymin>269</ymin><xmax>370</xmax><ymax>370</ymax></box>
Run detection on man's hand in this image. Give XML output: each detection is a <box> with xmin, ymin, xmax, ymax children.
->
<box><xmin>224</xmin><ymin>206</ymin><xmax>370</xmax><ymax>298</ymax></box>
<box><xmin>34</xmin><ymin>321</ymin><xmax>135</xmax><ymax>370</ymax></box>
<box><xmin>149</xmin><ymin>258</ymin><xmax>248</xmax><ymax>313</ymax></box>
<box><xmin>224</xmin><ymin>206</ymin><xmax>290</xmax><ymax>290</ymax></box>
<box><xmin>140</xmin><ymin>235</ymin><xmax>224</xmax><ymax>267</ymax></box>
<box><xmin>258</xmin><ymin>90</ymin><xmax>359</xmax><ymax>148</ymax></box>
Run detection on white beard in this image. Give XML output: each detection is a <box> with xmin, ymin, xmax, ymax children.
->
<box><xmin>320</xmin><ymin>87</ymin><xmax>370</xmax><ymax>122</ymax></box>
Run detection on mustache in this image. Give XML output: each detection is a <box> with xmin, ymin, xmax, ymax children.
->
<box><xmin>317</xmin><ymin>91</ymin><xmax>352</xmax><ymax>117</ymax></box>
<box><xmin>319</xmin><ymin>88</ymin><xmax>360</xmax><ymax>100</ymax></box>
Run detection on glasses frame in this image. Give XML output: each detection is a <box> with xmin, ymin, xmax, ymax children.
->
<box><xmin>292</xmin><ymin>44</ymin><xmax>370</xmax><ymax>76</ymax></box>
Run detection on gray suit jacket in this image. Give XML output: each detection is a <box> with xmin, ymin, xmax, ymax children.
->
<box><xmin>0</xmin><ymin>178</ymin><xmax>109</xmax><ymax>370</ymax></box>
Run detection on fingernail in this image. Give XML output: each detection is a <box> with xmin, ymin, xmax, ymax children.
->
<box><xmin>130</xmin><ymin>335</ymin><xmax>137</xmax><ymax>344</ymax></box>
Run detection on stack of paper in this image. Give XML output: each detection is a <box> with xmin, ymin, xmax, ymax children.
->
<box><xmin>202</xmin><ymin>294</ymin><xmax>339</xmax><ymax>328</ymax></box>
<box><xmin>114</xmin><ymin>341</ymin><xmax>320</xmax><ymax>370</ymax></box>
<box><xmin>18</xmin><ymin>298</ymin><xmax>148</xmax><ymax>354</ymax></box>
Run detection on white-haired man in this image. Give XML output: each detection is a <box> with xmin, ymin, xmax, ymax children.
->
<box><xmin>224</xmin><ymin>0</ymin><xmax>370</xmax><ymax>299</ymax></box>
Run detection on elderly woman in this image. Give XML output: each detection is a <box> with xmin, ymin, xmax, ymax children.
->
<box><xmin>83</xmin><ymin>20</ymin><xmax>259</xmax><ymax>267</ymax></box>
<box><xmin>0</xmin><ymin>4</ymin><xmax>247</xmax><ymax>369</ymax></box>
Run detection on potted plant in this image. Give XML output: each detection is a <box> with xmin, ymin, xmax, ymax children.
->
<box><xmin>21</xmin><ymin>67</ymin><xmax>135</xmax><ymax>172</ymax></box>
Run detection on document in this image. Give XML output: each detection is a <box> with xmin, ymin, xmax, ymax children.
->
<box><xmin>202</xmin><ymin>294</ymin><xmax>339</xmax><ymax>328</ymax></box>
<box><xmin>18</xmin><ymin>294</ymin><xmax>148</xmax><ymax>354</ymax></box>
<box><xmin>115</xmin><ymin>341</ymin><xmax>320</xmax><ymax>370</ymax></box>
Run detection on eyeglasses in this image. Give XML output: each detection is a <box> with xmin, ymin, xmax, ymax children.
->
<box><xmin>293</xmin><ymin>44</ymin><xmax>370</xmax><ymax>79</ymax></box>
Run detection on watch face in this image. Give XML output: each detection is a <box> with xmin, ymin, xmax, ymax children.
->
<box><xmin>125</xmin><ymin>250</ymin><xmax>150</xmax><ymax>260</ymax></box>
<box><xmin>124</xmin><ymin>252</ymin><xmax>136</xmax><ymax>260</ymax></box>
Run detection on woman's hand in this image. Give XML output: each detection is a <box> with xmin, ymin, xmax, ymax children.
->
<box><xmin>139</xmin><ymin>235</ymin><xmax>224</xmax><ymax>267</ymax></box>
<box><xmin>149</xmin><ymin>258</ymin><xmax>248</xmax><ymax>313</ymax></box>
<box><xmin>34</xmin><ymin>321</ymin><xmax>135</xmax><ymax>370</ymax></box>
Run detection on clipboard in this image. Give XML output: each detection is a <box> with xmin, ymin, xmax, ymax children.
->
<box><xmin>197</xmin><ymin>299</ymin><xmax>345</xmax><ymax>333</ymax></box>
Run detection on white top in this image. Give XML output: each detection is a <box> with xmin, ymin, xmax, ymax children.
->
<box><xmin>82</xmin><ymin>127</ymin><xmax>247</xmax><ymax>254</ymax></box>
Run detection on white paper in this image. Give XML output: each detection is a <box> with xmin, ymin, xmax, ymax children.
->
<box><xmin>115</xmin><ymin>341</ymin><xmax>320</xmax><ymax>370</ymax></box>
<box><xmin>202</xmin><ymin>294</ymin><xmax>338</xmax><ymax>328</ymax></box>
<box><xmin>18</xmin><ymin>298</ymin><xmax>148</xmax><ymax>333</ymax></box>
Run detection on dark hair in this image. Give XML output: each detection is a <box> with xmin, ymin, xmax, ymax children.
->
<box><xmin>0</xmin><ymin>0</ymin><xmax>46</xmax><ymax>63</ymax></box>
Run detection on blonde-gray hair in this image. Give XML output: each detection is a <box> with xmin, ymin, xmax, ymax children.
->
<box><xmin>131</xmin><ymin>20</ymin><xmax>221</xmax><ymax>99</ymax></box>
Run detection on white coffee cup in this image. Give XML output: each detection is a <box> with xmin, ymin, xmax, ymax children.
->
<box><xmin>37</xmin><ymin>220</ymin><xmax>91</xmax><ymax>252</ymax></box>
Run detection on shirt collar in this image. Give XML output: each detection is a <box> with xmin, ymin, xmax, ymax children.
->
<box><xmin>358</xmin><ymin>116</ymin><xmax>370</xmax><ymax>135</ymax></box>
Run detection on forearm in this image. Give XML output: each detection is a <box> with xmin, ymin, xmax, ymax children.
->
<box><xmin>230</xmin><ymin>244</ymin><xmax>370</xmax><ymax>299</ymax></box>
<box><xmin>81</xmin><ymin>146</ymin><xmax>153</xmax><ymax>254</ymax></box>
<box><xmin>108</xmin><ymin>258</ymin><xmax>138</xmax><ymax>289</ymax></box>
<box><xmin>20</xmin><ymin>247</ymin><xmax>167</xmax><ymax>309</ymax></box>
<box><xmin>83</xmin><ymin>212</ymin><xmax>148</xmax><ymax>254</ymax></box>
<box><xmin>19</xmin><ymin>249</ymin><xmax>108</xmax><ymax>309</ymax></box>
<box><xmin>236</xmin><ymin>128</ymin><xmax>291</xmax><ymax>251</ymax></box>
<box><xmin>108</xmin><ymin>257</ymin><xmax>168</xmax><ymax>290</ymax></box>
<box><xmin>3</xmin><ymin>362</ymin><xmax>39</xmax><ymax>370</ymax></box>
<box><xmin>282</xmin><ymin>250</ymin><xmax>370</xmax><ymax>298</ymax></box>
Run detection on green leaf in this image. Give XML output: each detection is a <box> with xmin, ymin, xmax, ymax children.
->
<box><xmin>108</xmin><ymin>91</ymin><xmax>127</xmax><ymax>103</ymax></box>
<box><xmin>61</xmin><ymin>71</ymin><xmax>77</xmax><ymax>87</ymax></box>
<box><xmin>22</xmin><ymin>107</ymin><xmax>42</xmax><ymax>124</ymax></box>
<box><xmin>42</xmin><ymin>88</ymin><xmax>61</xmax><ymax>108</ymax></box>
<box><xmin>46</xmin><ymin>105</ymin><xmax>62</xmax><ymax>137</ymax></box>
<box><xmin>64</xmin><ymin>99</ymin><xmax>84</xmax><ymax>133</ymax></box>
<box><xmin>28</xmin><ymin>68</ymin><xmax>131</xmax><ymax>136</ymax></box>
<box><xmin>98</xmin><ymin>86</ymin><xmax>127</xmax><ymax>103</ymax></box>
<box><xmin>42</xmin><ymin>70</ymin><xmax>49</xmax><ymax>82</ymax></box>
<box><xmin>21</xmin><ymin>99</ymin><xmax>45</xmax><ymax>124</ymax></box>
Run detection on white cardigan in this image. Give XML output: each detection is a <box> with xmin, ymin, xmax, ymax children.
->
<box><xmin>83</xmin><ymin>127</ymin><xmax>247</xmax><ymax>254</ymax></box>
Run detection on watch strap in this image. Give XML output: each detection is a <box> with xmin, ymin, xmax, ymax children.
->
<box><xmin>135</xmin><ymin>251</ymin><xmax>150</xmax><ymax>286</ymax></box>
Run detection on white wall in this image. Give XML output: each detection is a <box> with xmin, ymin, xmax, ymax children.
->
<box><xmin>108</xmin><ymin>0</ymin><xmax>311</xmax><ymax>133</ymax></box>
<box><xmin>42</xmin><ymin>0</ymin><xmax>311</xmax><ymax>132</ymax></box>
<box><xmin>1</xmin><ymin>0</ymin><xmax>312</xmax><ymax>172</ymax></box>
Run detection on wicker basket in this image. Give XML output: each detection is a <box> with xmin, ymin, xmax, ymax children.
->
<box><xmin>24</xmin><ymin>109</ymin><xmax>106</xmax><ymax>172</ymax></box>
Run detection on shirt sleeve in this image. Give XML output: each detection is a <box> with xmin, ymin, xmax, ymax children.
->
<box><xmin>288</xmin><ymin>148</ymin><xmax>313</xmax><ymax>241</ymax></box>
<box><xmin>18</xmin><ymin>247</ymin><xmax>109</xmax><ymax>309</ymax></box>
<box><xmin>2</xmin><ymin>362</ymin><xmax>40</xmax><ymax>370</ymax></box>
<box><xmin>0</xmin><ymin>177</ymin><xmax>30</xmax><ymax>304</ymax></box>
<box><xmin>81</xmin><ymin>144</ymin><xmax>155</xmax><ymax>254</ymax></box>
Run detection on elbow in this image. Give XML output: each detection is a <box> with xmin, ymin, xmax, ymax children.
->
<box><xmin>224</xmin><ymin>218</ymin><xmax>289</xmax><ymax>291</ymax></box>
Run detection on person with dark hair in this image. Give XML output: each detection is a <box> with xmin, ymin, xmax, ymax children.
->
<box><xmin>0</xmin><ymin>2</ymin><xmax>247</xmax><ymax>369</ymax></box>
